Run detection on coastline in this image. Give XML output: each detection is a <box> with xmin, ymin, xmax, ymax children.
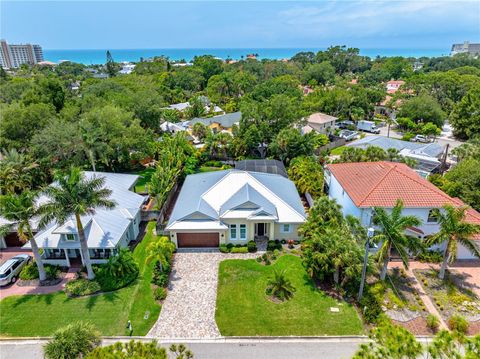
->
<box><xmin>44</xmin><ymin>47</ymin><xmax>449</xmax><ymax>65</ymax></box>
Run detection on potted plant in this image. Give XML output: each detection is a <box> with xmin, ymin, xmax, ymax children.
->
<box><xmin>287</xmin><ymin>239</ymin><xmax>295</xmax><ymax>249</ymax></box>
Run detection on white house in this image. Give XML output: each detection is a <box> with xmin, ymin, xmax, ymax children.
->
<box><xmin>301</xmin><ymin>112</ymin><xmax>337</xmax><ymax>135</ymax></box>
<box><xmin>166</xmin><ymin>170</ymin><xmax>306</xmax><ymax>247</ymax></box>
<box><xmin>25</xmin><ymin>172</ymin><xmax>147</xmax><ymax>267</ymax></box>
<box><xmin>325</xmin><ymin>161</ymin><xmax>480</xmax><ymax>260</ymax></box>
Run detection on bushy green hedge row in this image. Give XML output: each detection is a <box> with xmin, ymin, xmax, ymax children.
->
<box><xmin>65</xmin><ymin>278</ymin><xmax>101</xmax><ymax>297</ymax></box>
<box><xmin>19</xmin><ymin>262</ymin><xmax>61</xmax><ymax>281</ymax></box>
<box><xmin>220</xmin><ymin>240</ymin><xmax>257</xmax><ymax>253</ymax></box>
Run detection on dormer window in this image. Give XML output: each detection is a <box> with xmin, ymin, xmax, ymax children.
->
<box><xmin>65</xmin><ymin>234</ymin><xmax>76</xmax><ymax>241</ymax></box>
<box><xmin>427</xmin><ymin>209</ymin><xmax>439</xmax><ymax>223</ymax></box>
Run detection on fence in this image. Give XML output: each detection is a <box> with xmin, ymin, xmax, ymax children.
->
<box><xmin>316</xmin><ymin>135</ymin><xmax>346</xmax><ymax>154</ymax></box>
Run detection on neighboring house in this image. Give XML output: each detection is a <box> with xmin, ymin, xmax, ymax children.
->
<box><xmin>235</xmin><ymin>159</ymin><xmax>288</xmax><ymax>178</ymax></box>
<box><xmin>166</xmin><ymin>170</ymin><xmax>306</xmax><ymax>248</ymax></box>
<box><xmin>163</xmin><ymin>96</ymin><xmax>224</xmax><ymax>115</ymax></box>
<box><xmin>25</xmin><ymin>172</ymin><xmax>147</xmax><ymax>267</ymax></box>
<box><xmin>347</xmin><ymin>136</ymin><xmax>445</xmax><ymax>175</ymax></box>
<box><xmin>451</xmin><ymin>42</ymin><xmax>480</xmax><ymax>56</ymax></box>
<box><xmin>386</xmin><ymin>80</ymin><xmax>405</xmax><ymax>94</ymax></box>
<box><xmin>301</xmin><ymin>112</ymin><xmax>337</xmax><ymax>135</ymax></box>
<box><xmin>160</xmin><ymin>121</ymin><xmax>190</xmax><ymax>134</ymax></box>
<box><xmin>325</xmin><ymin>161</ymin><xmax>480</xmax><ymax>259</ymax></box>
<box><xmin>119</xmin><ymin>62</ymin><xmax>135</xmax><ymax>74</ymax></box>
<box><xmin>189</xmin><ymin>111</ymin><xmax>242</xmax><ymax>134</ymax></box>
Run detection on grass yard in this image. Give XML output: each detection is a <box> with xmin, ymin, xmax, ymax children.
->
<box><xmin>133</xmin><ymin>167</ymin><xmax>155</xmax><ymax>193</ymax></box>
<box><xmin>196</xmin><ymin>165</ymin><xmax>231</xmax><ymax>173</ymax></box>
<box><xmin>0</xmin><ymin>222</ymin><xmax>160</xmax><ymax>337</ymax></box>
<box><xmin>215</xmin><ymin>255</ymin><xmax>364</xmax><ymax>336</ymax></box>
<box><xmin>330</xmin><ymin>146</ymin><xmax>347</xmax><ymax>155</ymax></box>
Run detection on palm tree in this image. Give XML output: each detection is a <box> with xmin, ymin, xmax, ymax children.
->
<box><xmin>266</xmin><ymin>269</ymin><xmax>296</xmax><ymax>301</ymax></box>
<box><xmin>0</xmin><ymin>191</ymin><xmax>47</xmax><ymax>281</ymax></box>
<box><xmin>146</xmin><ymin>236</ymin><xmax>175</xmax><ymax>272</ymax></box>
<box><xmin>39</xmin><ymin>167</ymin><xmax>116</xmax><ymax>280</ymax></box>
<box><xmin>373</xmin><ymin>200</ymin><xmax>422</xmax><ymax>280</ymax></box>
<box><xmin>425</xmin><ymin>205</ymin><xmax>480</xmax><ymax>279</ymax></box>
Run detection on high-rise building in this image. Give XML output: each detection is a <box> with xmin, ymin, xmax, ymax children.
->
<box><xmin>0</xmin><ymin>40</ymin><xmax>44</xmax><ymax>69</ymax></box>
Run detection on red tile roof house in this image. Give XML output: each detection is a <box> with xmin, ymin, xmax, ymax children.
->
<box><xmin>386</xmin><ymin>80</ymin><xmax>405</xmax><ymax>94</ymax></box>
<box><xmin>324</xmin><ymin>161</ymin><xmax>480</xmax><ymax>260</ymax></box>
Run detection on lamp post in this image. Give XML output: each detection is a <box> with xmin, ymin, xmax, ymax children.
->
<box><xmin>358</xmin><ymin>227</ymin><xmax>375</xmax><ymax>302</ymax></box>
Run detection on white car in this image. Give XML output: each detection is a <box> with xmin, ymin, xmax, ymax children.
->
<box><xmin>0</xmin><ymin>254</ymin><xmax>31</xmax><ymax>286</ymax></box>
<box><xmin>411</xmin><ymin>135</ymin><xmax>431</xmax><ymax>143</ymax></box>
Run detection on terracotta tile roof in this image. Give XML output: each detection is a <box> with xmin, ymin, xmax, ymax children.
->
<box><xmin>327</xmin><ymin>161</ymin><xmax>475</xmax><ymax>211</ymax></box>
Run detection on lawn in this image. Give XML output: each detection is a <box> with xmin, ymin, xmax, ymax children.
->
<box><xmin>215</xmin><ymin>255</ymin><xmax>364</xmax><ymax>336</ymax></box>
<box><xmin>133</xmin><ymin>167</ymin><xmax>155</xmax><ymax>193</ymax></box>
<box><xmin>330</xmin><ymin>146</ymin><xmax>347</xmax><ymax>155</ymax></box>
<box><xmin>0</xmin><ymin>222</ymin><xmax>160</xmax><ymax>337</ymax></box>
<box><xmin>196</xmin><ymin>165</ymin><xmax>230</xmax><ymax>173</ymax></box>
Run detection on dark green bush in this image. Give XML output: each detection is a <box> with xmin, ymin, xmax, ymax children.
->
<box><xmin>247</xmin><ymin>240</ymin><xmax>257</xmax><ymax>253</ymax></box>
<box><xmin>44</xmin><ymin>322</ymin><xmax>100</xmax><ymax>359</ymax></box>
<box><xmin>219</xmin><ymin>244</ymin><xmax>229</xmax><ymax>253</ymax></box>
<box><xmin>19</xmin><ymin>262</ymin><xmax>61</xmax><ymax>280</ymax></box>
<box><xmin>152</xmin><ymin>272</ymin><xmax>169</xmax><ymax>287</ymax></box>
<box><xmin>65</xmin><ymin>279</ymin><xmax>101</xmax><ymax>297</ymax></box>
<box><xmin>417</xmin><ymin>250</ymin><xmax>443</xmax><ymax>264</ymax></box>
<box><xmin>267</xmin><ymin>240</ymin><xmax>282</xmax><ymax>251</ymax></box>
<box><xmin>360</xmin><ymin>283</ymin><xmax>385</xmax><ymax>323</ymax></box>
<box><xmin>204</xmin><ymin>160</ymin><xmax>223</xmax><ymax>167</ymax></box>
<box><xmin>154</xmin><ymin>287</ymin><xmax>167</xmax><ymax>301</ymax></box>
<box><xmin>226</xmin><ymin>243</ymin><xmax>234</xmax><ymax>250</ymax></box>
<box><xmin>93</xmin><ymin>249</ymin><xmax>139</xmax><ymax>291</ymax></box>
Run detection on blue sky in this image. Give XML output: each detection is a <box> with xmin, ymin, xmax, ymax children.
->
<box><xmin>1</xmin><ymin>1</ymin><xmax>479</xmax><ymax>50</ymax></box>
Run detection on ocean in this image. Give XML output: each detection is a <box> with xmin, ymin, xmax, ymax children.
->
<box><xmin>43</xmin><ymin>48</ymin><xmax>449</xmax><ymax>65</ymax></box>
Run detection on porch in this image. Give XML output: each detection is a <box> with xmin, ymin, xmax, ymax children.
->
<box><xmin>40</xmin><ymin>248</ymin><xmax>115</xmax><ymax>267</ymax></box>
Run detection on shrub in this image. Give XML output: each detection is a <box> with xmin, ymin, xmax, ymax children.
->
<box><xmin>154</xmin><ymin>286</ymin><xmax>167</xmax><ymax>301</ymax></box>
<box><xmin>361</xmin><ymin>283</ymin><xmax>385</xmax><ymax>323</ymax></box>
<box><xmin>280</xmin><ymin>239</ymin><xmax>287</xmax><ymax>244</ymax></box>
<box><xmin>226</xmin><ymin>243</ymin><xmax>234</xmax><ymax>250</ymax></box>
<box><xmin>266</xmin><ymin>269</ymin><xmax>296</xmax><ymax>301</ymax></box>
<box><xmin>152</xmin><ymin>271</ymin><xmax>169</xmax><ymax>287</ymax></box>
<box><xmin>44</xmin><ymin>322</ymin><xmax>100</xmax><ymax>359</ymax></box>
<box><xmin>264</xmin><ymin>259</ymin><xmax>271</xmax><ymax>265</ymax></box>
<box><xmin>448</xmin><ymin>315</ymin><xmax>469</xmax><ymax>334</ymax></box>
<box><xmin>65</xmin><ymin>279</ymin><xmax>101</xmax><ymax>297</ymax></box>
<box><xmin>417</xmin><ymin>250</ymin><xmax>443</xmax><ymax>264</ymax></box>
<box><xmin>256</xmin><ymin>257</ymin><xmax>262</xmax><ymax>263</ymax></box>
<box><xmin>426</xmin><ymin>314</ymin><xmax>440</xmax><ymax>332</ymax></box>
<box><xmin>402</xmin><ymin>132</ymin><xmax>415</xmax><ymax>141</ymax></box>
<box><xmin>204</xmin><ymin>160</ymin><xmax>223</xmax><ymax>167</ymax></box>
<box><xmin>231</xmin><ymin>247</ymin><xmax>248</xmax><ymax>253</ymax></box>
<box><xmin>219</xmin><ymin>244</ymin><xmax>229</xmax><ymax>253</ymax></box>
<box><xmin>104</xmin><ymin>249</ymin><xmax>139</xmax><ymax>279</ymax></box>
<box><xmin>86</xmin><ymin>340</ymin><xmax>171</xmax><ymax>358</ymax></box>
<box><xmin>247</xmin><ymin>240</ymin><xmax>257</xmax><ymax>253</ymax></box>
<box><xmin>19</xmin><ymin>262</ymin><xmax>60</xmax><ymax>280</ymax></box>
<box><xmin>267</xmin><ymin>240</ymin><xmax>282</xmax><ymax>251</ymax></box>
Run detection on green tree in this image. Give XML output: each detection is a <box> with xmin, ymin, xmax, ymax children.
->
<box><xmin>287</xmin><ymin>156</ymin><xmax>324</xmax><ymax>198</ymax></box>
<box><xmin>146</xmin><ymin>236</ymin><xmax>175</xmax><ymax>273</ymax></box>
<box><xmin>426</xmin><ymin>205</ymin><xmax>480</xmax><ymax>279</ymax></box>
<box><xmin>0</xmin><ymin>149</ymin><xmax>39</xmax><ymax>194</ymax></box>
<box><xmin>0</xmin><ymin>191</ymin><xmax>47</xmax><ymax>281</ymax></box>
<box><xmin>39</xmin><ymin>167</ymin><xmax>116</xmax><ymax>279</ymax></box>
<box><xmin>372</xmin><ymin>200</ymin><xmax>422</xmax><ymax>280</ymax></box>
<box><xmin>266</xmin><ymin>269</ymin><xmax>296</xmax><ymax>301</ymax></box>
<box><xmin>44</xmin><ymin>322</ymin><xmax>100</xmax><ymax>359</ymax></box>
<box><xmin>269</xmin><ymin>128</ymin><xmax>315</xmax><ymax>164</ymax></box>
<box><xmin>398</xmin><ymin>94</ymin><xmax>446</xmax><ymax>127</ymax></box>
<box><xmin>353</xmin><ymin>321</ymin><xmax>423</xmax><ymax>359</ymax></box>
<box><xmin>303</xmin><ymin>61</ymin><xmax>335</xmax><ymax>85</ymax></box>
<box><xmin>193</xmin><ymin>55</ymin><xmax>224</xmax><ymax>80</ymax></box>
<box><xmin>299</xmin><ymin>197</ymin><xmax>344</xmax><ymax>238</ymax></box>
<box><xmin>191</xmin><ymin>122</ymin><xmax>209</xmax><ymax>141</ymax></box>
<box><xmin>105</xmin><ymin>50</ymin><xmax>119</xmax><ymax>77</ymax></box>
<box><xmin>449</xmin><ymin>86</ymin><xmax>480</xmax><ymax>140</ymax></box>
<box><xmin>442</xmin><ymin>159</ymin><xmax>480</xmax><ymax>211</ymax></box>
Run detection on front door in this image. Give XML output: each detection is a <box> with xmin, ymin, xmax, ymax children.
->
<box><xmin>256</xmin><ymin>223</ymin><xmax>265</xmax><ymax>236</ymax></box>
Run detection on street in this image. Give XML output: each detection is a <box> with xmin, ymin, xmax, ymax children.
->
<box><xmin>0</xmin><ymin>337</ymin><xmax>370</xmax><ymax>359</ymax></box>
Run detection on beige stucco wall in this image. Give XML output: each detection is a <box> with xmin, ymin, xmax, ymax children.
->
<box><xmin>273</xmin><ymin>223</ymin><xmax>302</xmax><ymax>241</ymax></box>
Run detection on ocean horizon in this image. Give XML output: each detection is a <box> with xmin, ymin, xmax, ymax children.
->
<box><xmin>44</xmin><ymin>47</ymin><xmax>450</xmax><ymax>65</ymax></box>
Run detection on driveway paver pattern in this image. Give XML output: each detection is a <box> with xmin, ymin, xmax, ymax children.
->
<box><xmin>148</xmin><ymin>248</ymin><xmax>260</xmax><ymax>339</ymax></box>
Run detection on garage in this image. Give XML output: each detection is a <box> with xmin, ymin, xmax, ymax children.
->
<box><xmin>4</xmin><ymin>232</ymin><xmax>24</xmax><ymax>247</ymax></box>
<box><xmin>177</xmin><ymin>233</ymin><xmax>219</xmax><ymax>248</ymax></box>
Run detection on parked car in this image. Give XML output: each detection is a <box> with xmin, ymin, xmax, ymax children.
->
<box><xmin>411</xmin><ymin>134</ymin><xmax>431</xmax><ymax>143</ymax></box>
<box><xmin>0</xmin><ymin>254</ymin><xmax>31</xmax><ymax>286</ymax></box>
<box><xmin>357</xmin><ymin>120</ymin><xmax>381</xmax><ymax>134</ymax></box>
<box><xmin>339</xmin><ymin>130</ymin><xmax>359</xmax><ymax>141</ymax></box>
<box><xmin>337</xmin><ymin>120</ymin><xmax>355</xmax><ymax>129</ymax></box>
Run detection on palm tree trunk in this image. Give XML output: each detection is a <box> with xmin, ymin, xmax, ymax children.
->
<box><xmin>380</xmin><ymin>245</ymin><xmax>391</xmax><ymax>281</ymax></box>
<box><xmin>439</xmin><ymin>248</ymin><xmax>450</xmax><ymax>280</ymax></box>
<box><xmin>88</xmin><ymin>150</ymin><xmax>97</xmax><ymax>172</ymax></box>
<box><xmin>75</xmin><ymin>214</ymin><xmax>95</xmax><ymax>280</ymax></box>
<box><xmin>28</xmin><ymin>226</ymin><xmax>46</xmax><ymax>281</ymax></box>
<box><xmin>334</xmin><ymin>266</ymin><xmax>340</xmax><ymax>285</ymax></box>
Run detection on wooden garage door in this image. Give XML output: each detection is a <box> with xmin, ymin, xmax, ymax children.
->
<box><xmin>4</xmin><ymin>233</ymin><xmax>24</xmax><ymax>247</ymax></box>
<box><xmin>177</xmin><ymin>233</ymin><xmax>219</xmax><ymax>248</ymax></box>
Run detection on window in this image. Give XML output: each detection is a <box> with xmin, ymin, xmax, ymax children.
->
<box><xmin>230</xmin><ymin>224</ymin><xmax>237</xmax><ymax>240</ymax></box>
<box><xmin>65</xmin><ymin>234</ymin><xmax>76</xmax><ymax>241</ymax></box>
<box><xmin>240</xmin><ymin>224</ymin><xmax>247</xmax><ymax>240</ymax></box>
<box><xmin>280</xmin><ymin>224</ymin><xmax>291</xmax><ymax>233</ymax></box>
<box><xmin>427</xmin><ymin>209</ymin><xmax>439</xmax><ymax>223</ymax></box>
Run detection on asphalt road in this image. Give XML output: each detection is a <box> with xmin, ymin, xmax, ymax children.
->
<box><xmin>0</xmin><ymin>338</ymin><xmax>369</xmax><ymax>359</ymax></box>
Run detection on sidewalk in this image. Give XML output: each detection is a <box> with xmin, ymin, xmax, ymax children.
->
<box><xmin>0</xmin><ymin>267</ymin><xmax>77</xmax><ymax>300</ymax></box>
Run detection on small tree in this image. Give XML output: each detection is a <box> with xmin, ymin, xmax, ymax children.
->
<box><xmin>426</xmin><ymin>205</ymin><xmax>480</xmax><ymax>279</ymax></box>
<box><xmin>191</xmin><ymin>122</ymin><xmax>209</xmax><ymax>141</ymax></box>
<box><xmin>266</xmin><ymin>269</ymin><xmax>296</xmax><ymax>301</ymax></box>
<box><xmin>44</xmin><ymin>322</ymin><xmax>100</xmax><ymax>359</ymax></box>
<box><xmin>146</xmin><ymin>236</ymin><xmax>175</xmax><ymax>272</ymax></box>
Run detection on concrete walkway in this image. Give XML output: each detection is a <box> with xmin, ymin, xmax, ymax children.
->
<box><xmin>148</xmin><ymin>249</ymin><xmax>260</xmax><ymax>339</ymax></box>
<box><xmin>0</xmin><ymin>268</ymin><xmax>77</xmax><ymax>299</ymax></box>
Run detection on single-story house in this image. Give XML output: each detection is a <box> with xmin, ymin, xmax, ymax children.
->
<box><xmin>301</xmin><ymin>112</ymin><xmax>337</xmax><ymax>135</ymax></box>
<box><xmin>189</xmin><ymin>111</ymin><xmax>242</xmax><ymax>134</ymax></box>
<box><xmin>386</xmin><ymin>80</ymin><xmax>405</xmax><ymax>94</ymax></box>
<box><xmin>347</xmin><ymin>136</ymin><xmax>445</xmax><ymax>175</ymax></box>
<box><xmin>160</xmin><ymin>121</ymin><xmax>190</xmax><ymax>134</ymax></box>
<box><xmin>163</xmin><ymin>96</ymin><xmax>224</xmax><ymax>114</ymax></box>
<box><xmin>25</xmin><ymin>172</ymin><xmax>147</xmax><ymax>267</ymax></box>
<box><xmin>325</xmin><ymin>161</ymin><xmax>480</xmax><ymax>260</ymax></box>
<box><xmin>166</xmin><ymin>170</ymin><xmax>306</xmax><ymax>247</ymax></box>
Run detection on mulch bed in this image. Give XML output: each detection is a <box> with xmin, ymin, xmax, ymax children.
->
<box><xmin>392</xmin><ymin>317</ymin><xmax>435</xmax><ymax>336</ymax></box>
<box><xmin>17</xmin><ymin>271</ymin><xmax>67</xmax><ymax>287</ymax></box>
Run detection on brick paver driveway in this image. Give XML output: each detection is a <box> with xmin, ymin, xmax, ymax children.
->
<box><xmin>148</xmin><ymin>249</ymin><xmax>259</xmax><ymax>339</ymax></box>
